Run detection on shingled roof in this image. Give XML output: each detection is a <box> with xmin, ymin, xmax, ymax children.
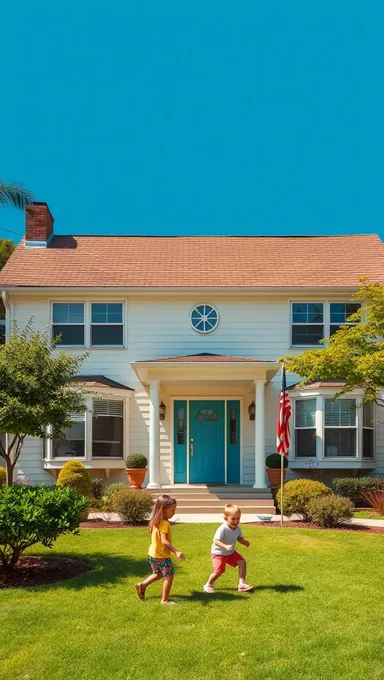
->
<box><xmin>1</xmin><ymin>234</ymin><xmax>384</xmax><ymax>288</ymax></box>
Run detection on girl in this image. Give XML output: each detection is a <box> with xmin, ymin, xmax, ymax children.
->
<box><xmin>135</xmin><ymin>494</ymin><xmax>185</xmax><ymax>605</ymax></box>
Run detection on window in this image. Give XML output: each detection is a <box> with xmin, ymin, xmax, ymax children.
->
<box><xmin>0</xmin><ymin>319</ymin><xmax>5</xmax><ymax>344</ymax></box>
<box><xmin>92</xmin><ymin>400</ymin><xmax>124</xmax><ymax>458</ymax></box>
<box><xmin>229</xmin><ymin>407</ymin><xmax>237</xmax><ymax>445</ymax></box>
<box><xmin>91</xmin><ymin>303</ymin><xmax>124</xmax><ymax>346</ymax></box>
<box><xmin>52</xmin><ymin>413</ymin><xmax>86</xmax><ymax>458</ymax></box>
<box><xmin>324</xmin><ymin>399</ymin><xmax>356</xmax><ymax>457</ymax></box>
<box><xmin>52</xmin><ymin>303</ymin><xmax>85</xmax><ymax>346</ymax></box>
<box><xmin>177</xmin><ymin>407</ymin><xmax>185</xmax><ymax>445</ymax></box>
<box><xmin>190</xmin><ymin>304</ymin><xmax>219</xmax><ymax>333</ymax></box>
<box><xmin>291</xmin><ymin>303</ymin><xmax>324</xmax><ymax>346</ymax></box>
<box><xmin>295</xmin><ymin>399</ymin><xmax>317</xmax><ymax>457</ymax></box>
<box><xmin>330</xmin><ymin>303</ymin><xmax>360</xmax><ymax>336</ymax></box>
<box><xmin>363</xmin><ymin>402</ymin><xmax>374</xmax><ymax>459</ymax></box>
<box><xmin>196</xmin><ymin>408</ymin><xmax>218</xmax><ymax>421</ymax></box>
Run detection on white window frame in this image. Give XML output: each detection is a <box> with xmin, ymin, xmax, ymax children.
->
<box><xmin>44</xmin><ymin>396</ymin><xmax>129</xmax><ymax>463</ymax></box>
<box><xmin>290</xmin><ymin>392</ymin><xmax>375</xmax><ymax>463</ymax></box>
<box><xmin>323</xmin><ymin>397</ymin><xmax>358</xmax><ymax>460</ymax></box>
<box><xmin>362</xmin><ymin>401</ymin><xmax>375</xmax><ymax>460</ymax></box>
<box><xmin>91</xmin><ymin>399</ymin><xmax>125</xmax><ymax>459</ymax></box>
<box><xmin>329</xmin><ymin>302</ymin><xmax>361</xmax><ymax>337</ymax></box>
<box><xmin>289</xmin><ymin>301</ymin><xmax>362</xmax><ymax>348</ymax></box>
<box><xmin>90</xmin><ymin>302</ymin><xmax>125</xmax><ymax>348</ymax></box>
<box><xmin>293</xmin><ymin>397</ymin><xmax>317</xmax><ymax>459</ymax></box>
<box><xmin>51</xmin><ymin>301</ymin><xmax>86</xmax><ymax>348</ymax></box>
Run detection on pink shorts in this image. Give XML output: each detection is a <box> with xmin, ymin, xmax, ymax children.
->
<box><xmin>212</xmin><ymin>551</ymin><xmax>244</xmax><ymax>575</ymax></box>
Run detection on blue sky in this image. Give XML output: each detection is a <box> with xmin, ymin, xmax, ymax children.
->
<box><xmin>0</xmin><ymin>1</ymin><xmax>381</xmax><ymax>241</ymax></box>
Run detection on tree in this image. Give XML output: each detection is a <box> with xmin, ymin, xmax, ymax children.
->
<box><xmin>281</xmin><ymin>279</ymin><xmax>384</xmax><ymax>406</ymax></box>
<box><xmin>0</xmin><ymin>239</ymin><xmax>15</xmax><ymax>270</ymax></box>
<box><xmin>0</xmin><ymin>322</ymin><xmax>87</xmax><ymax>485</ymax></box>
<box><xmin>0</xmin><ymin>180</ymin><xmax>34</xmax><ymax>210</ymax></box>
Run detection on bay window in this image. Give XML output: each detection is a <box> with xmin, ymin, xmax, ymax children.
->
<box><xmin>52</xmin><ymin>413</ymin><xmax>86</xmax><ymax>458</ymax></box>
<box><xmin>324</xmin><ymin>399</ymin><xmax>356</xmax><ymax>457</ymax></box>
<box><xmin>363</xmin><ymin>402</ymin><xmax>374</xmax><ymax>458</ymax></box>
<box><xmin>92</xmin><ymin>400</ymin><xmax>124</xmax><ymax>458</ymax></box>
<box><xmin>294</xmin><ymin>399</ymin><xmax>317</xmax><ymax>457</ymax></box>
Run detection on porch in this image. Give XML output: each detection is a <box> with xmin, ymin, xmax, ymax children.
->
<box><xmin>132</xmin><ymin>352</ymin><xmax>282</xmax><ymax>489</ymax></box>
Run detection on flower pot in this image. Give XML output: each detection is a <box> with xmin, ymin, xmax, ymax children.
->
<box><xmin>126</xmin><ymin>468</ymin><xmax>147</xmax><ymax>489</ymax></box>
<box><xmin>267</xmin><ymin>468</ymin><xmax>286</xmax><ymax>488</ymax></box>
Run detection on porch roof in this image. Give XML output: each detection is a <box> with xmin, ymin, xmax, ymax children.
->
<box><xmin>71</xmin><ymin>375</ymin><xmax>135</xmax><ymax>391</ymax></box>
<box><xmin>132</xmin><ymin>353</ymin><xmax>281</xmax><ymax>383</ymax></box>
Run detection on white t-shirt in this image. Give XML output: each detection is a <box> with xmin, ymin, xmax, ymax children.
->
<box><xmin>211</xmin><ymin>522</ymin><xmax>243</xmax><ymax>555</ymax></box>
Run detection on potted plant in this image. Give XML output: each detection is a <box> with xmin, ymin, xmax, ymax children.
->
<box><xmin>265</xmin><ymin>453</ymin><xmax>288</xmax><ymax>487</ymax></box>
<box><xmin>125</xmin><ymin>453</ymin><xmax>148</xmax><ymax>489</ymax></box>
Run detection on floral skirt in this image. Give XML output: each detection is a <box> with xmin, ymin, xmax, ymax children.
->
<box><xmin>148</xmin><ymin>556</ymin><xmax>175</xmax><ymax>577</ymax></box>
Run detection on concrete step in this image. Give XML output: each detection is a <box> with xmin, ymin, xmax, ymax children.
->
<box><xmin>175</xmin><ymin>505</ymin><xmax>276</xmax><ymax>514</ymax></box>
<box><xmin>176</xmin><ymin>498</ymin><xmax>275</xmax><ymax>507</ymax></box>
<box><xmin>156</xmin><ymin>493</ymin><xmax>272</xmax><ymax>501</ymax></box>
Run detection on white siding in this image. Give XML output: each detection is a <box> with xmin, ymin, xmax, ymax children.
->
<box><xmin>6</xmin><ymin>292</ymin><xmax>384</xmax><ymax>485</ymax></box>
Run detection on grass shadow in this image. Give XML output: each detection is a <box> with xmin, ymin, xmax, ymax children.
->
<box><xmin>254</xmin><ymin>584</ymin><xmax>304</xmax><ymax>593</ymax></box>
<box><xmin>28</xmin><ymin>552</ymin><xmax>150</xmax><ymax>592</ymax></box>
<box><xmin>178</xmin><ymin>590</ymin><xmax>246</xmax><ymax>605</ymax></box>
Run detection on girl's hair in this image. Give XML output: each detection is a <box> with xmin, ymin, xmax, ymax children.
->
<box><xmin>149</xmin><ymin>494</ymin><xmax>176</xmax><ymax>532</ymax></box>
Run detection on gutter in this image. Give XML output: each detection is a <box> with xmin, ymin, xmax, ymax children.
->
<box><xmin>1</xmin><ymin>291</ymin><xmax>9</xmax><ymax>342</ymax></box>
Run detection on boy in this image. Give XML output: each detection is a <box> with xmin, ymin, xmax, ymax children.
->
<box><xmin>203</xmin><ymin>504</ymin><xmax>254</xmax><ymax>594</ymax></box>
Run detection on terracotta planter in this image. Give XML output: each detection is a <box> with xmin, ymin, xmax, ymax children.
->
<box><xmin>267</xmin><ymin>468</ymin><xmax>286</xmax><ymax>488</ymax></box>
<box><xmin>126</xmin><ymin>468</ymin><xmax>147</xmax><ymax>489</ymax></box>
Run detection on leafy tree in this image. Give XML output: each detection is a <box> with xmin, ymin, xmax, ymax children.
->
<box><xmin>0</xmin><ymin>180</ymin><xmax>34</xmax><ymax>210</ymax></box>
<box><xmin>0</xmin><ymin>239</ymin><xmax>15</xmax><ymax>270</ymax></box>
<box><xmin>0</xmin><ymin>322</ymin><xmax>87</xmax><ymax>485</ymax></box>
<box><xmin>281</xmin><ymin>279</ymin><xmax>384</xmax><ymax>405</ymax></box>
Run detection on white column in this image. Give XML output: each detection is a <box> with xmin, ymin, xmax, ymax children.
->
<box><xmin>148</xmin><ymin>380</ymin><xmax>161</xmax><ymax>488</ymax></box>
<box><xmin>254</xmin><ymin>379</ymin><xmax>267</xmax><ymax>489</ymax></box>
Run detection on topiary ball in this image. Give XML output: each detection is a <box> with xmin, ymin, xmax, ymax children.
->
<box><xmin>125</xmin><ymin>453</ymin><xmax>148</xmax><ymax>469</ymax></box>
<box><xmin>266</xmin><ymin>454</ymin><xmax>288</xmax><ymax>469</ymax></box>
<box><xmin>56</xmin><ymin>460</ymin><xmax>92</xmax><ymax>497</ymax></box>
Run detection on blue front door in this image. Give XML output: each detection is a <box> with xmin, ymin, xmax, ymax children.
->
<box><xmin>189</xmin><ymin>400</ymin><xmax>225</xmax><ymax>483</ymax></box>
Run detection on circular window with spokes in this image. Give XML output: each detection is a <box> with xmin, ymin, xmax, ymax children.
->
<box><xmin>190</xmin><ymin>304</ymin><xmax>219</xmax><ymax>334</ymax></box>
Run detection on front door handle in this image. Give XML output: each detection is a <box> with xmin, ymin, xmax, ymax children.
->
<box><xmin>190</xmin><ymin>438</ymin><xmax>194</xmax><ymax>457</ymax></box>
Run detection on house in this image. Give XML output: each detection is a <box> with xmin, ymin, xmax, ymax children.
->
<box><xmin>1</xmin><ymin>202</ymin><xmax>384</xmax><ymax>512</ymax></box>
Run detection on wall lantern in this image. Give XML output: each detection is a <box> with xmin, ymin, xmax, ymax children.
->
<box><xmin>159</xmin><ymin>401</ymin><xmax>166</xmax><ymax>420</ymax></box>
<box><xmin>248</xmin><ymin>401</ymin><xmax>255</xmax><ymax>421</ymax></box>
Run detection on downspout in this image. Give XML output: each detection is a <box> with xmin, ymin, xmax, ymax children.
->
<box><xmin>1</xmin><ymin>290</ymin><xmax>10</xmax><ymax>342</ymax></box>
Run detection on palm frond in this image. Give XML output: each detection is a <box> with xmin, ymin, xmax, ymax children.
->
<box><xmin>0</xmin><ymin>181</ymin><xmax>35</xmax><ymax>210</ymax></box>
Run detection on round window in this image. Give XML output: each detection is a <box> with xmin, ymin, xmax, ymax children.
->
<box><xmin>190</xmin><ymin>304</ymin><xmax>219</xmax><ymax>334</ymax></box>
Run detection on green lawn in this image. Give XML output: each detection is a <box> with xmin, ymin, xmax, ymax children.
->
<box><xmin>354</xmin><ymin>511</ymin><xmax>384</xmax><ymax>520</ymax></box>
<box><xmin>1</xmin><ymin>524</ymin><xmax>384</xmax><ymax>680</ymax></box>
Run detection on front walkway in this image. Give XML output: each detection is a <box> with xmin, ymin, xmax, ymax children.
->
<box><xmin>89</xmin><ymin>511</ymin><xmax>384</xmax><ymax>526</ymax></box>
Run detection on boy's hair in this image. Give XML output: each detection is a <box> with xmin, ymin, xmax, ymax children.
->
<box><xmin>149</xmin><ymin>494</ymin><xmax>176</xmax><ymax>532</ymax></box>
<box><xmin>224</xmin><ymin>503</ymin><xmax>241</xmax><ymax>517</ymax></box>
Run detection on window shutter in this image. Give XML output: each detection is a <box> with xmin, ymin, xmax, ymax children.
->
<box><xmin>295</xmin><ymin>399</ymin><xmax>316</xmax><ymax>428</ymax></box>
<box><xmin>93</xmin><ymin>400</ymin><xmax>124</xmax><ymax>417</ymax></box>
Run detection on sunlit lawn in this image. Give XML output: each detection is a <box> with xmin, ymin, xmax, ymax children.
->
<box><xmin>354</xmin><ymin>510</ymin><xmax>384</xmax><ymax>520</ymax></box>
<box><xmin>1</xmin><ymin>524</ymin><xmax>384</xmax><ymax>680</ymax></box>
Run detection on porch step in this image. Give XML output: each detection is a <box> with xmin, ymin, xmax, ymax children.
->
<box><xmin>147</xmin><ymin>485</ymin><xmax>276</xmax><ymax>515</ymax></box>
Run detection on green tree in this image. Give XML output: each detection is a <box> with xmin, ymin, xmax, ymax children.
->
<box><xmin>281</xmin><ymin>279</ymin><xmax>384</xmax><ymax>406</ymax></box>
<box><xmin>0</xmin><ymin>322</ymin><xmax>87</xmax><ymax>485</ymax></box>
<box><xmin>0</xmin><ymin>239</ymin><xmax>15</xmax><ymax>270</ymax></box>
<box><xmin>0</xmin><ymin>180</ymin><xmax>34</xmax><ymax>210</ymax></box>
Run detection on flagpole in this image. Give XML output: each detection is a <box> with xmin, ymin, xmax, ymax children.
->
<box><xmin>280</xmin><ymin>363</ymin><xmax>284</xmax><ymax>527</ymax></box>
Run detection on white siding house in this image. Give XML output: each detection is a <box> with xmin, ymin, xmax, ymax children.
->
<box><xmin>1</xmin><ymin>202</ymin><xmax>384</xmax><ymax>491</ymax></box>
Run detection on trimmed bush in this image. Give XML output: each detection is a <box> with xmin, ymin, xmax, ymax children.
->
<box><xmin>307</xmin><ymin>494</ymin><xmax>354</xmax><ymax>527</ymax></box>
<box><xmin>0</xmin><ymin>485</ymin><xmax>87</xmax><ymax>570</ymax></box>
<box><xmin>276</xmin><ymin>479</ymin><xmax>332</xmax><ymax>521</ymax></box>
<box><xmin>111</xmin><ymin>487</ymin><xmax>153</xmax><ymax>523</ymax></box>
<box><xmin>362</xmin><ymin>490</ymin><xmax>384</xmax><ymax>515</ymax></box>
<box><xmin>266</xmin><ymin>454</ymin><xmax>288</xmax><ymax>469</ymax></box>
<box><xmin>104</xmin><ymin>482</ymin><xmax>127</xmax><ymax>498</ymax></box>
<box><xmin>331</xmin><ymin>477</ymin><xmax>384</xmax><ymax>506</ymax></box>
<box><xmin>125</xmin><ymin>453</ymin><xmax>148</xmax><ymax>469</ymax></box>
<box><xmin>56</xmin><ymin>461</ymin><xmax>92</xmax><ymax>497</ymax></box>
<box><xmin>0</xmin><ymin>467</ymin><xmax>6</xmax><ymax>487</ymax></box>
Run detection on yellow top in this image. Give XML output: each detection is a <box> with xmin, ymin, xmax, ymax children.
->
<box><xmin>148</xmin><ymin>519</ymin><xmax>172</xmax><ymax>559</ymax></box>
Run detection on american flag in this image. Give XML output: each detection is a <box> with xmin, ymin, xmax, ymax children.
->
<box><xmin>276</xmin><ymin>366</ymin><xmax>291</xmax><ymax>456</ymax></box>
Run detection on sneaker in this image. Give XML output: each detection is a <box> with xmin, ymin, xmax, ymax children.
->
<box><xmin>238</xmin><ymin>584</ymin><xmax>254</xmax><ymax>592</ymax></box>
<box><xmin>161</xmin><ymin>600</ymin><xmax>177</xmax><ymax>605</ymax></box>
<box><xmin>203</xmin><ymin>583</ymin><xmax>215</xmax><ymax>594</ymax></box>
<box><xmin>135</xmin><ymin>583</ymin><xmax>145</xmax><ymax>600</ymax></box>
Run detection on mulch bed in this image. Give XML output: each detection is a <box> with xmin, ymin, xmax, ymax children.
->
<box><xmin>0</xmin><ymin>556</ymin><xmax>91</xmax><ymax>589</ymax></box>
<box><xmin>247</xmin><ymin>520</ymin><xmax>384</xmax><ymax>533</ymax></box>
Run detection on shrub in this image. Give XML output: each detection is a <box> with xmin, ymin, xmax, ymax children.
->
<box><xmin>331</xmin><ymin>477</ymin><xmax>384</xmax><ymax>505</ymax></box>
<box><xmin>126</xmin><ymin>453</ymin><xmax>148</xmax><ymax>469</ymax></box>
<box><xmin>56</xmin><ymin>461</ymin><xmax>92</xmax><ymax>497</ymax></box>
<box><xmin>90</xmin><ymin>477</ymin><xmax>104</xmax><ymax>502</ymax></box>
<box><xmin>104</xmin><ymin>482</ymin><xmax>127</xmax><ymax>498</ymax></box>
<box><xmin>111</xmin><ymin>487</ymin><xmax>153</xmax><ymax>523</ymax></box>
<box><xmin>276</xmin><ymin>479</ymin><xmax>332</xmax><ymax>521</ymax></box>
<box><xmin>0</xmin><ymin>467</ymin><xmax>6</xmax><ymax>487</ymax></box>
<box><xmin>362</xmin><ymin>490</ymin><xmax>384</xmax><ymax>515</ymax></box>
<box><xmin>0</xmin><ymin>485</ymin><xmax>87</xmax><ymax>570</ymax></box>
<box><xmin>266</xmin><ymin>454</ymin><xmax>288</xmax><ymax>469</ymax></box>
<box><xmin>307</xmin><ymin>494</ymin><xmax>354</xmax><ymax>527</ymax></box>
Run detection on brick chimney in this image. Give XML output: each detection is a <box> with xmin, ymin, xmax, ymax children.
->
<box><xmin>25</xmin><ymin>202</ymin><xmax>54</xmax><ymax>247</ymax></box>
